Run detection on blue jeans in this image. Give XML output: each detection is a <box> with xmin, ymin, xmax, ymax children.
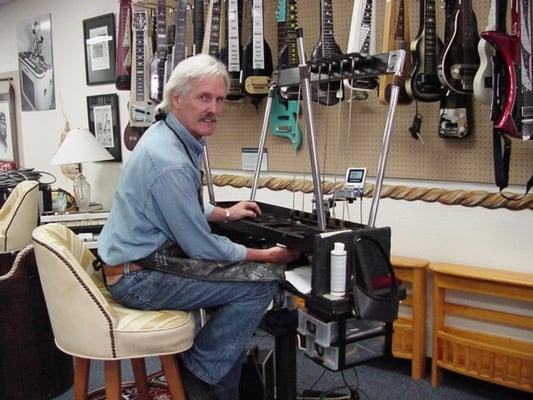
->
<box><xmin>108</xmin><ymin>268</ymin><xmax>278</xmax><ymax>400</ymax></box>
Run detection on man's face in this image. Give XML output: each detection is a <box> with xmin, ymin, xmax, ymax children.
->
<box><xmin>171</xmin><ymin>76</ymin><xmax>226</xmax><ymax>140</ymax></box>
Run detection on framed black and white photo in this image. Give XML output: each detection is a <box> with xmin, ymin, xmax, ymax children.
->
<box><xmin>83</xmin><ymin>13</ymin><xmax>116</xmax><ymax>85</ymax></box>
<box><xmin>0</xmin><ymin>84</ymin><xmax>18</xmax><ymax>170</ymax></box>
<box><xmin>16</xmin><ymin>13</ymin><xmax>55</xmax><ymax>111</ymax></box>
<box><xmin>86</xmin><ymin>94</ymin><xmax>121</xmax><ymax>161</ymax></box>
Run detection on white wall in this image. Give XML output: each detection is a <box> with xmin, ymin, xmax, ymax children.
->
<box><xmin>1</xmin><ymin>0</ymin><xmax>531</xmax><ymax>353</ymax></box>
<box><xmin>0</xmin><ymin>0</ymin><xmax>127</xmax><ymax>209</ymax></box>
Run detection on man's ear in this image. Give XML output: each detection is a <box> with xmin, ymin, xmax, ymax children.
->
<box><xmin>170</xmin><ymin>93</ymin><xmax>181</xmax><ymax>110</ymax></box>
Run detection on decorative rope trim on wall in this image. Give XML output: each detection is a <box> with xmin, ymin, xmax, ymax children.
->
<box><xmin>210</xmin><ymin>174</ymin><xmax>533</xmax><ymax>211</ymax></box>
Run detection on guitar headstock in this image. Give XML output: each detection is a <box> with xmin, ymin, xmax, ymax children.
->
<box><xmin>133</xmin><ymin>10</ymin><xmax>148</xmax><ymax>32</ymax></box>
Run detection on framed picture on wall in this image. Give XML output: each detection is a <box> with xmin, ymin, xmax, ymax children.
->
<box><xmin>86</xmin><ymin>93</ymin><xmax>122</xmax><ymax>162</ymax></box>
<box><xmin>0</xmin><ymin>83</ymin><xmax>19</xmax><ymax>170</ymax></box>
<box><xmin>82</xmin><ymin>13</ymin><xmax>116</xmax><ymax>85</ymax></box>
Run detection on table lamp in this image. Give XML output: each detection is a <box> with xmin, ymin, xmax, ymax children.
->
<box><xmin>50</xmin><ymin>128</ymin><xmax>113</xmax><ymax>211</ymax></box>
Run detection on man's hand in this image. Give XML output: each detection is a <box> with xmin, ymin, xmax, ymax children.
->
<box><xmin>246</xmin><ymin>245</ymin><xmax>301</xmax><ymax>264</ymax></box>
<box><xmin>227</xmin><ymin>201</ymin><xmax>262</xmax><ymax>221</ymax></box>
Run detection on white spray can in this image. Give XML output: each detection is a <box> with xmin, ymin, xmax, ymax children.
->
<box><xmin>330</xmin><ymin>242</ymin><xmax>347</xmax><ymax>297</ymax></box>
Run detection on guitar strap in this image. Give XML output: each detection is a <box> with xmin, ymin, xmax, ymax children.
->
<box><xmin>493</xmin><ymin>128</ymin><xmax>533</xmax><ymax>195</ymax></box>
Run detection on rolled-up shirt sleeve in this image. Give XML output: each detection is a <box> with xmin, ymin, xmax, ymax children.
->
<box><xmin>147</xmin><ymin>166</ymin><xmax>247</xmax><ymax>262</ymax></box>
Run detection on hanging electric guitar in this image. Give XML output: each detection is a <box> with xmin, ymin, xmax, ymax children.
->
<box><xmin>482</xmin><ymin>0</ymin><xmax>529</xmax><ymax>139</ymax></box>
<box><xmin>164</xmin><ymin>0</ymin><xmax>188</xmax><ymax>83</ymax></box>
<box><xmin>269</xmin><ymin>0</ymin><xmax>302</xmax><ymax>150</ymax></box>
<box><xmin>438</xmin><ymin>0</ymin><xmax>481</xmax><ymax>94</ymax></box>
<box><xmin>311</xmin><ymin>0</ymin><xmax>344</xmax><ymax>106</ymax></box>
<box><xmin>149</xmin><ymin>0</ymin><xmax>167</xmax><ymax>103</ymax></box>
<box><xmin>219</xmin><ymin>0</ymin><xmax>244</xmax><ymax>101</ymax></box>
<box><xmin>439</xmin><ymin>0</ymin><xmax>472</xmax><ymax>138</ymax></box>
<box><xmin>116</xmin><ymin>0</ymin><xmax>132</xmax><ymax>90</ymax></box>
<box><xmin>129</xmin><ymin>6</ymin><xmax>155</xmax><ymax>127</ymax></box>
<box><xmin>378</xmin><ymin>0</ymin><xmax>412</xmax><ymax>105</ymax></box>
<box><xmin>406</xmin><ymin>0</ymin><xmax>444</xmax><ymax>102</ymax></box>
<box><xmin>343</xmin><ymin>0</ymin><xmax>377</xmax><ymax>100</ymax></box>
<box><xmin>192</xmin><ymin>0</ymin><xmax>204</xmax><ymax>55</ymax></box>
<box><xmin>241</xmin><ymin>0</ymin><xmax>273</xmax><ymax>107</ymax></box>
<box><xmin>473</xmin><ymin>0</ymin><xmax>497</xmax><ymax>103</ymax></box>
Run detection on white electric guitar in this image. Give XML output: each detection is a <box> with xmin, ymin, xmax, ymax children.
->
<box><xmin>129</xmin><ymin>5</ymin><xmax>155</xmax><ymax>127</ymax></box>
<box><xmin>343</xmin><ymin>0</ymin><xmax>377</xmax><ymax>99</ymax></box>
<box><xmin>473</xmin><ymin>0</ymin><xmax>497</xmax><ymax>104</ymax></box>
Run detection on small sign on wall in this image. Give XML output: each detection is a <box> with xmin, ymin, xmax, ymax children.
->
<box><xmin>241</xmin><ymin>147</ymin><xmax>268</xmax><ymax>171</ymax></box>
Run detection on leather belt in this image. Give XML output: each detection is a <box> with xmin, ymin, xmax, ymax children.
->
<box><xmin>103</xmin><ymin>262</ymin><xmax>144</xmax><ymax>278</ymax></box>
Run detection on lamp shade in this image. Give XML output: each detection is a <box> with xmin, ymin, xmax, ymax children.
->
<box><xmin>50</xmin><ymin>128</ymin><xmax>114</xmax><ymax>165</ymax></box>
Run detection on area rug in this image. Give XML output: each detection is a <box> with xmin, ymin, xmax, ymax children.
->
<box><xmin>88</xmin><ymin>371</ymin><xmax>169</xmax><ymax>399</ymax></box>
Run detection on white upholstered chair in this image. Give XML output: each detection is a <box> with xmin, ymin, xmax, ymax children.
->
<box><xmin>32</xmin><ymin>223</ymin><xmax>195</xmax><ymax>400</ymax></box>
<box><xmin>0</xmin><ymin>180</ymin><xmax>39</xmax><ymax>253</ymax></box>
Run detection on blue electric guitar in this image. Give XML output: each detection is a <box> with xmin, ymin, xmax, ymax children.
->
<box><xmin>269</xmin><ymin>0</ymin><xmax>302</xmax><ymax>150</ymax></box>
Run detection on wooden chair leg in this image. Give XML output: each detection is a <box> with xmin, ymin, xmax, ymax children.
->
<box><xmin>131</xmin><ymin>358</ymin><xmax>150</xmax><ymax>400</ymax></box>
<box><xmin>104</xmin><ymin>360</ymin><xmax>122</xmax><ymax>400</ymax></box>
<box><xmin>74</xmin><ymin>357</ymin><xmax>90</xmax><ymax>400</ymax></box>
<box><xmin>160</xmin><ymin>355</ymin><xmax>186</xmax><ymax>400</ymax></box>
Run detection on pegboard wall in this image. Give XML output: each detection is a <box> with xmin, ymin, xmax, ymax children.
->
<box><xmin>207</xmin><ymin>0</ymin><xmax>533</xmax><ymax>185</ymax></box>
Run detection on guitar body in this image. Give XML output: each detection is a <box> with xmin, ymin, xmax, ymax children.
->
<box><xmin>406</xmin><ymin>0</ymin><xmax>444</xmax><ymax>102</ymax></box>
<box><xmin>378</xmin><ymin>0</ymin><xmax>412</xmax><ymax>105</ymax></box>
<box><xmin>439</xmin><ymin>90</ymin><xmax>472</xmax><ymax>138</ymax></box>
<box><xmin>269</xmin><ymin>0</ymin><xmax>302</xmax><ymax>149</ymax></box>
<box><xmin>481</xmin><ymin>30</ymin><xmax>519</xmax><ymax>137</ymax></box>
<box><xmin>473</xmin><ymin>0</ymin><xmax>497</xmax><ymax>104</ymax></box>
<box><xmin>241</xmin><ymin>0</ymin><xmax>273</xmax><ymax>105</ymax></box>
<box><xmin>123</xmin><ymin>123</ymin><xmax>147</xmax><ymax>152</ymax></box>
<box><xmin>241</xmin><ymin>41</ymin><xmax>273</xmax><ymax>100</ymax></box>
<box><xmin>116</xmin><ymin>0</ymin><xmax>132</xmax><ymax>90</ymax></box>
<box><xmin>270</xmin><ymin>94</ymin><xmax>302</xmax><ymax>150</ymax></box>
<box><xmin>407</xmin><ymin>35</ymin><xmax>444</xmax><ymax>101</ymax></box>
<box><xmin>438</xmin><ymin>3</ymin><xmax>481</xmax><ymax>94</ymax></box>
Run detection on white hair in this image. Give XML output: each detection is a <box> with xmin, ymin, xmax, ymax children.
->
<box><xmin>157</xmin><ymin>54</ymin><xmax>230</xmax><ymax>113</ymax></box>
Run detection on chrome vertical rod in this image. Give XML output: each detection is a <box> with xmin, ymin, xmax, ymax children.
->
<box><xmin>202</xmin><ymin>146</ymin><xmax>216</xmax><ymax>204</ymax></box>
<box><xmin>296</xmin><ymin>28</ymin><xmax>326</xmax><ymax>231</ymax></box>
<box><xmin>368</xmin><ymin>50</ymin><xmax>405</xmax><ymax>227</ymax></box>
<box><xmin>250</xmin><ymin>85</ymin><xmax>276</xmax><ymax>201</ymax></box>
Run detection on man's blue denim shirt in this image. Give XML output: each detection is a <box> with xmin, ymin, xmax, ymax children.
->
<box><xmin>98</xmin><ymin>113</ymin><xmax>247</xmax><ymax>265</ymax></box>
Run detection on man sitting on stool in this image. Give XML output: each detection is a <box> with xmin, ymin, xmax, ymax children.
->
<box><xmin>98</xmin><ymin>54</ymin><xmax>300</xmax><ymax>400</ymax></box>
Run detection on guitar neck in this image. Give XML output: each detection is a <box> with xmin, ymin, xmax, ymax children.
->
<box><xmin>225</xmin><ymin>0</ymin><xmax>242</xmax><ymax>72</ymax></box>
<box><xmin>202</xmin><ymin>0</ymin><xmax>221</xmax><ymax>57</ymax></box>
<box><xmin>115</xmin><ymin>0</ymin><xmax>132</xmax><ymax>89</ymax></box>
<box><xmin>320</xmin><ymin>0</ymin><xmax>338</xmax><ymax>57</ymax></box>
<box><xmin>286</xmin><ymin>0</ymin><xmax>299</xmax><ymax>66</ymax></box>
<box><xmin>155</xmin><ymin>0</ymin><xmax>167</xmax><ymax>59</ymax></box>
<box><xmin>193</xmin><ymin>0</ymin><xmax>205</xmax><ymax>55</ymax></box>
<box><xmin>133</xmin><ymin>10</ymin><xmax>149</xmax><ymax>103</ymax></box>
<box><xmin>130</xmin><ymin>6</ymin><xmax>153</xmax><ymax>127</ymax></box>
<box><xmin>422</xmin><ymin>0</ymin><xmax>438</xmax><ymax>73</ymax></box>
<box><xmin>248</xmin><ymin>0</ymin><xmax>266</xmax><ymax>70</ymax></box>
<box><xmin>172</xmin><ymin>0</ymin><xmax>188</xmax><ymax>67</ymax></box>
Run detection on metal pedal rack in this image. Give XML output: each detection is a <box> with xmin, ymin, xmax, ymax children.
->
<box><xmin>208</xmin><ymin>28</ymin><xmax>406</xmax><ymax>400</ymax></box>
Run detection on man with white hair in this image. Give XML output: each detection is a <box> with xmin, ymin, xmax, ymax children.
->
<box><xmin>98</xmin><ymin>54</ymin><xmax>299</xmax><ymax>400</ymax></box>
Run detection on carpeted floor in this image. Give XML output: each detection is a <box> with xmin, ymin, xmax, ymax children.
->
<box><xmin>52</xmin><ymin>328</ymin><xmax>531</xmax><ymax>400</ymax></box>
